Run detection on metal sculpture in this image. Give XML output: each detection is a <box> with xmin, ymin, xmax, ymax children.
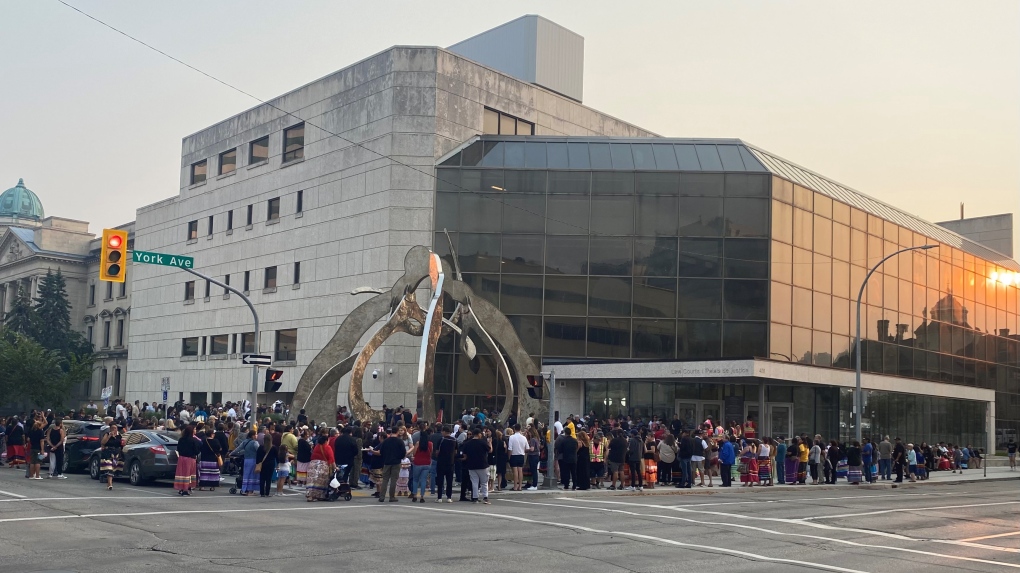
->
<box><xmin>293</xmin><ymin>245</ymin><xmax>542</xmax><ymax>425</ymax></box>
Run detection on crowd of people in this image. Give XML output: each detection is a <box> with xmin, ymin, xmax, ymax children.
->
<box><xmin>0</xmin><ymin>401</ymin><xmax>1010</xmax><ymax>502</ymax></box>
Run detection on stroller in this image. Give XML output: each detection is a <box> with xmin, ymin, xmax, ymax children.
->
<box><xmin>327</xmin><ymin>465</ymin><xmax>353</xmax><ymax>502</ymax></box>
<box><xmin>227</xmin><ymin>453</ymin><xmax>245</xmax><ymax>494</ymax></box>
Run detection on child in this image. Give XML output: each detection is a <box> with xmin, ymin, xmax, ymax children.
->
<box><xmin>396</xmin><ymin>457</ymin><xmax>411</xmax><ymax>496</ymax></box>
<box><xmin>276</xmin><ymin>446</ymin><xmax>294</xmax><ymax>495</ymax></box>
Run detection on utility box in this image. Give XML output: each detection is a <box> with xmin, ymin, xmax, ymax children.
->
<box><xmin>447</xmin><ymin>15</ymin><xmax>584</xmax><ymax>103</ymax></box>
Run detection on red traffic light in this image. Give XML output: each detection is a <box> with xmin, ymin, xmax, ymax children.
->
<box><xmin>266</xmin><ymin>369</ymin><xmax>283</xmax><ymax>382</ymax></box>
<box><xmin>527</xmin><ymin>374</ymin><xmax>544</xmax><ymax>387</ymax></box>
<box><xmin>108</xmin><ymin>235</ymin><xmax>123</xmax><ymax>249</ymax></box>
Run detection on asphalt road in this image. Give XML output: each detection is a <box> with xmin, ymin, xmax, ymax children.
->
<box><xmin>0</xmin><ymin>468</ymin><xmax>1017</xmax><ymax>573</ymax></box>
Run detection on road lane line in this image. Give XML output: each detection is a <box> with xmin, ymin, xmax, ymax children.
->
<box><xmin>0</xmin><ymin>496</ymin><xmax>174</xmax><ymax>503</ymax></box>
<box><xmin>0</xmin><ymin>504</ymin><xmax>373</xmax><ymax>524</ymax></box>
<box><xmin>504</xmin><ymin>499</ymin><xmax>1020</xmax><ymax>567</ymax></box>
<box><xmin>802</xmin><ymin>500</ymin><xmax>1020</xmax><ymax>520</ymax></box>
<box><xmin>958</xmin><ymin>531</ymin><xmax>1020</xmax><ymax>543</ymax></box>
<box><xmin>406</xmin><ymin>505</ymin><xmax>873</xmax><ymax>573</ymax></box>
<box><xmin>0</xmin><ymin>489</ymin><xmax>27</xmax><ymax>499</ymax></box>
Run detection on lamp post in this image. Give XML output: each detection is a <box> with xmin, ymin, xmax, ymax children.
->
<box><xmin>854</xmin><ymin>244</ymin><xmax>937</xmax><ymax>443</ymax></box>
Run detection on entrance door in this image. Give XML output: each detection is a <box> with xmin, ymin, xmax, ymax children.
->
<box><xmin>675</xmin><ymin>401</ymin><xmax>697</xmax><ymax>430</ymax></box>
<box><xmin>768</xmin><ymin>403</ymin><xmax>793</xmax><ymax>439</ymax></box>
<box><xmin>702</xmin><ymin>402</ymin><xmax>722</xmax><ymax>428</ymax></box>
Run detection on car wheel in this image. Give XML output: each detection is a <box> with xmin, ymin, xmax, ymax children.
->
<box><xmin>89</xmin><ymin>457</ymin><xmax>100</xmax><ymax>480</ymax></box>
<box><xmin>129</xmin><ymin>460</ymin><xmax>143</xmax><ymax>486</ymax></box>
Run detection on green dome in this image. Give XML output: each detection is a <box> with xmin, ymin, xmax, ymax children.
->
<box><xmin>0</xmin><ymin>179</ymin><xmax>45</xmax><ymax>221</ymax></box>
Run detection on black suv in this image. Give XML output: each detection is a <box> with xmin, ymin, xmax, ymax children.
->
<box><xmin>60</xmin><ymin>420</ymin><xmax>106</xmax><ymax>473</ymax></box>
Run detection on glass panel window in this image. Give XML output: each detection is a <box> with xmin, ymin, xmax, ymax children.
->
<box><xmin>793</xmin><ymin>208</ymin><xmax>813</xmax><ymax>249</ymax></box>
<box><xmin>633</xmin><ymin>319</ymin><xmax>676</xmax><ymax>359</ymax></box>
<box><xmin>187</xmin><ymin>220</ymin><xmax>198</xmax><ymax>240</ymax></box>
<box><xmin>590</xmin><ymin>196</ymin><xmax>634</xmax><ymax>235</ymax></box>
<box><xmin>219</xmin><ymin>148</ymin><xmax>236</xmax><ymax>175</ymax></box>
<box><xmin>610</xmin><ymin>144</ymin><xmax>634</xmax><ymax>169</ymax></box>
<box><xmin>504</xmin><ymin>142</ymin><xmax>525</xmax><ymax>167</ymax></box>
<box><xmin>544</xmin><ymin>317</ymin><xmax>586</xmax><ymax>356</ymax></box>
<box><xmin>500</xmin><ymin>275</ymin><xmax>543</xmax><ymax>314</ymax></box>
<box><xmin>814</xmin><ymin>194</ymin><xmax>833</xmax><ymax>218</ymax></box>
<box><xmin>814</xmin><ymin>292</ymin><xmax>832</xmax><ymax>332</ymax></box>
<box><xmin>545</xmin><ymin>276</ymin><xmax>588</xmax><ymax>315</ymax></box>
<box><xmin>294</xmin><ymin>261</ymin><xmax>301</xmax><ymax>285</ymax></box>
<box><xmin>547</xmin><ymin>142</ymin><xmax>568</xmax><ymax>168</ymax></box>
<box><xmin>190</xmin><ymin>160</ymin><xmax>207</xmax><ymax>185</ymax></box>
<box><xmin>652</xmin><ymin>145</ymin><xmax>679</xmax><ymax>170</ymax></box>
<box><xmin>725</xmin><ymin>174</ymin><xmax>769</xmax><ymax>197</ymax></box>
<box><xmin>209</xmin><ymin>334</ymin><xmax>229</xmax><ymax>355</ymax></box>
<box><xmin>772</xmin><ymin>281</ymin><xmax>792</xmax><ymax>324</ymax></box>
<box><xmin>283</xmin><ymin>123</ymin><xmax>304</xmax><ymax>162</ymax></box>
<box><xmin>770</xmin><ymin>323</ymin><xmax>792</xmax><ymax>361</ymax></box>
<box><xmin>632</xmin><ymin>144</ymin><xmax>656</xmax><ymax>170</ymax></box>
<box><xmin>181</xmin><ymin>337</ymin><xmax>199</xmax><ymax>357</ymax></box>
<box><xmin>723</xmin><ymin>321</ymin><xmax>767</xmax><ymax>358</ymax></box>
<box><xmin>483</xmin><ymin>108</ymin><xmax>499</xmax><ymax>134</ymax></box>
<box><xmin>814</xmin><ymin>215</ymin><xmax>832</xmax><ymax>256</ymax></box>
<box><xmin>501</xmin><ymin>194</ymin><xmax>546</xmax><ymax>234</ymax></box>
<box><xmin>636</xmin><ymin>172</ymin><xmax>680</xmax><ymax>195</ymax></box>
<box><xmin>793</xmin><ymin>247</ymin><xmax>812</xmax><ymax>289</ymax></box>
<box><xmin>275</xmin><ymin>328</ymin><xmax>297</xmax><ymax>361</ymax></box>
<box><xmin>458</xmin><ymin>194</ymin><xmax>501</xmax><ymax>232</ymax></box>
<box><xmin>500</xmin><ymin>114</ymin><xmax>516</xmax><ymax>135</ymax></box>
<box><xmin>184</xmin><ymin>281</ymin><xmax>195</xmax><ymax>301</ymax></box>
<box><xmin>773</xmin><ymin>177</ymin><xmax>794</xmax><ymax>203</ymax></box>
<box><xmin>460</xmin><ymin>274</ymin><xmax>499</xmax><ymax>307</ymax></box>
<box><xmin>724</xmin><ymin>198</ymin><xmax>769</xmax><ymax>237</ymax></box>
<box><xmin>634</xmin><ymin>237</ymin><xmax>678</xmax><ymax>277</ymax></box>
<box><xmin>679</xmin><ymin>238</ymin><xmax>723</xmax><ymax>277</ymax></box>
<box><xmin>636</xmin><ymin>195</ymin><xmax>679</xmax><ymax>235</ymax></box>
<box><xmin>458</xmin><ymin>233</ymin><xmax>501</xmax><ymax>272</ymax></box>
<box><xmin>479</xmin><ymin>141</ymin><xmax>503</xmax><ymax>167</ymax></box>
<box><xmin>589</xmin><ymin>143</ymin><xmax>612</xmax><ymax>168</ymax></box>
<box><xmin>548</xmin><ymin>171</ymin><xmax>590</xmax><ymax>194</ymax></box>
<box><xmin>832</xmin><ymin>223</ymin><xmax>850</xmax><ymax>262</ymax></box>
<box><xmin>241</xmin><ymin>332</ymin><xmax>255</xmax><ymax>354</ymax></box>
<box><xmin>633</xmin><ymin>277</ymin><xmax>677</xmax><ymax>318</ymax></box>
<box><xmin>518</xmin><ymin>120</ymin><xmax>534</xmax><ymax>135</ymax></box>
<box><xmin>678</xmin><ymin>320</ymin><xmax>721</xmax><ymax>359</ymax></box>
<box><xmin>832</xmin><ymin>201</ymin><xmax>851</xmax><ymax>225</ymax></box>
<box><xmin>588</xmin><ymin>237</ymin><xmax>632</xmax><ymax>275</ymax></box>
<box><xmin>589</xmin><ymin>277</ymin><xmax>632</xmax><ymax>316</ymax></box>
<box><xmin>264</xmin><ymin>266</ymin><xmax>277</xmax><ymax>289</ymax></box>
<box><xmin>793</xmin><ymin>185</ymin><xmax>813</xmax><ymax>211</ymax></box>
<box><xmin>723</xmin><ymin>280</ymin><xmax>768</xmax><ymax>320</ymax></box>
<box><xmin>567</xmin><ymin>143</ymin><xmax>590</xmax><ymax>169</ymax></box>
<box><xmin>681</xmin><ymin>173</ymin><xmax>723</xmax><ymax>197</ymax></box>
<box><xmin>678</xmin><ymin>278</ymin><xmax>722</xmax><ymax>319</ymax></box>
<box><xmin>793</xmin><ymin>286</ymin><xmax>812</xmax><ymax>328</ymax></box>
<box><xmin>249</xmin><ymin>136</ymin><xmax>269</xmax><ymax>164</ymax></box>
<box><xmin>501</xmin><ymin>234</ymin><xmax>543</xmax><ymax>273</ymax></box>
<box><xmin>772</xmin><ymin>241</ymin><xmax>793</xmax><ymax>285</ymax></box>
<box><xmin>678</xmin><ymin>197</ymin><xmax>724</xmax><ymax>236</ymax></box>
<box><xmin>545</xmin><ymin>235</ymin><xmax>589</xmax><ymax>275</ymax></box>
<box><xmin>592</xmin><ymin>172</ymin><xmax>634</xmax><ymax>195</ymax></box>
<box><xmin>587</xmin><ymin>318</ymin><xmax>631</xmax><ymax>358</ymax></box>
<box><xmin>524</xmin><ymin>142</ymin><xmax>547</xmax><ymax>168</ymax></box>
<box><xmin>267</xmin><ymin>197</ymin><xmax>280</xmax><ymax>221</ymax></box>
<box><xmin>724</xmin><ymin>239</ymin><xmax>768</xmax><ymax>279</ymax></box>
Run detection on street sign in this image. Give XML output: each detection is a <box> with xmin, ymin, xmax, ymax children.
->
<box><xmin>161</xmin><ymin>377</ymin><xmax>170</xmax><ymax>402</ymax></box>
<box><xmin>242</xmin><ymin>353</ymin><xmax>272</xmax><ymax>366</ymax></box>
<box><xmin>131</xmin><ymin>250</ymin><xmax>194</xmax><ymax>269</ymax></box>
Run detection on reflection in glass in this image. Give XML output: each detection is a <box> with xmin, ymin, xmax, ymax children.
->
<box><xmin>460</xmin><ymin>274</ymin><xmax>499</xmax><ymax>307</ymax></box>
<box><xmin>504</xmin><ymin>142</ymin><xmax>525</xmax><ymax>167</ymax></box>
<box><xmin>635</xmin><ymin>237</ymin><xmax>678</xmax><ymax>276</ymax></box>
<box><xmin>545</xmin><ymin>276</ymin><xmax>588</xmax><ymax>315</ymax></box>
<box><xmin>772</xmin><ymin>201</ymin><xmax>793</xmax><ymax>244</ymax></box>
<box><xmin>723</xmin><ymin>280</ymin><xmax>768</xmax><ymax>320</ymax></box>
<box><xmin>501</xmin><ymin>276</ymin><xmax>543</xmax><ymax>315</ymax></box>
<box><xmin>456</xmin><ymin>353</ymin><xmax>498</xmax><ymax>395</ymax></box>
<box><xmin>479</xmin><ymin>141</ymin><xmax>503</xmax><ymax>166</ymax></box>
<box><xmin>724</xmin><ymin>239</ymin><xmax>768</xmax><ymax>279</ymax></box>
<box><xmin>771</xmin><ymin>323</ymin><xmax>792</xmax><ymax>361</ymax></box>
<box><xmin>547</xmin><ymin>142</ymin><xmax>568</xmax><ymax>168</ymax></box>
<box><xmin>589</xmin><ymin>143</ymin><xmax>612</xmax><ymax>168</ymax></box>
<box><xmin>503</xmin><ymin>170</ymin><xmax>546</xmax><ymax>193</ymax></box>
<box><xmin>589</xmin><ymin>277</ymin><xmax>632</xmax><ymax>316</ymax></box>
<box><xmin>772</xmin><ymin>241</ymin><xmax>793</xmax><ymax>285</ymax></box>
<box><xmin>633</xmin><ymin>277</ymin><xmax>677</xmax><ymax>317</ymax></box>
<box><xmin>679</xmin><ymin>238</ymin><xmax>723</xmax><ymax>277</ymax></box>
<box><xmin>725</xmin><ymin>198</ymin><xmax>769</xmax><ymax>237</ymax></box>
<box><xmin>771</xmin><ymin>281</ymin><xmax>792</xmax><ymax>325</ymax></box>
<box><xmin>548</xmin><ymin>171</ymin><xmax>590</xmax><ymax>194</ymax></box>
<box><xmin>568</xmin><ymin>143</ymin><xmax>590</xmax><ymax>169</ymax></box>
<box><xmin>458</xmin><ymin>233</ymin><xmax>501</xmax><ymax>272</ymax></box>
<box><xmin>588</xmin><ymin>318</ymin><xmax>631</xmax><ymax>358</ymax></box>
<box><xmin>501</xmin><ymin>234</ymin><xmax>543</xmax><ymax>273</ymax></box>
<box><xmin>435</xmin><ymin>192</ymin><xmax>459</xmax><ymax>232</ymax></box>
<box><xmin>547</xmin><ymin>195</ymin><xmax>589</xmax><ymax>234</ymax></box>
<box><xmin>653</xmin><ymin>145</ymin><xmax>679</xmax><ymax>170</ymax></box>
<box><xmin>633</xmin><ymin>319</ymin><xmax>676</xmax><ymax>358</ymax></box>
<box><xmin>681</xmin><ymin>173</ymin><xmax>724</xmax><ymax>196</ymax></box>
<box><xmin>678</xmin><ymin>278</ymin><xmax>722</xmax><ymax>319</ymax></box>
<box><xmin>725</xmin><ymin>174</ymin><xmax>769</xmax><ymax>197</ymax></box>
<box><xmin>678</xmin><ymin>320</ymin><xmax>721</xmax><ymax>359</ymax></box>
<box><xmin>636</xmin><ymin>172</ymin><xmax>680</xmax><ymax>195</ymax></box>
<box><xmin>679</xmin><ymin>197</ymin><xmax>725</xmax><ymax>236</ymax></box>
<box><xmin>588</xmin><ymin>237</ymin><xmax>633</xmax><ymax>275</ymax></box>
<box><xmin>524</xmin><ymin>142</ymin><xmax>547</xmax><ymax>168</ymax></box>
<box><xmin>592</xmin><ymin>172</ymin><xmax>634</xmax><ymax>195</ymax></box>
<box><xmin>544</xmin><ymin>317</ymin><xmax>586</xmax><ymax>356</ymax></box>
<box><xmin>632</xmin><ymin>144</ymin><xmax>656</xmax><ymax>169</ymax></box>
<box><xmin>637</xmin><ymin>195</ymin><xmax>679</xmax><ymax>235</ymax></box>
<box><xmin>610</xmin><ymin>144</ymin><xmax>634</xmax><ymax>169</ymax></box>
<box><xmin>507</xmin><ymin>315</ymin><xmax>542</xmax><ymax>355</ymax></box>
<box><xmin>813</xmin><ymin>292</ymin><xmax>832</xmax><ymax>332</ymax></box>
<box><xmin>458</xmin><ymin>194</ymin><xmax>501</xmax><ymax>232</ymax></box>
<box><xmin>501</xmin><ymin>193</ymin><xmax>545</xmax><ymax>233</ymax></box>
<box><xmin>545</xmin><ymin>236</ymin><xmax>589</xmax><ymax>275</ymax></box>
<box><xmin>591</xmin><ymin>196</ymin><xmax>634</xmax><ymax>235</ymax></box>
<box><xmin>813</xmin><ymin>331</ymin><xmax>832</xmax><ymax>366</ymax></box>
<box><xmin>722</xmin><ymin>321</ymin><xmax>767</xmax><ymax>358</ymax></box>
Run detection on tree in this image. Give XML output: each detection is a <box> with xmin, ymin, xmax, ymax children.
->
<box><xmin>34</xmin><ymin>269</ymin><xmax>72</xmax><ymax>354</ymax></box>
<box><xmin>4</xmin><ymin>285</ymin><xmax>37</xmax><ymax>338</ymax></box>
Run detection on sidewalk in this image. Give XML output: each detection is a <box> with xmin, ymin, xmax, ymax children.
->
<box><xmin>486</xmin><ymin>466</ymin><xmax>1020</xmax><ymax>499</ymax></box>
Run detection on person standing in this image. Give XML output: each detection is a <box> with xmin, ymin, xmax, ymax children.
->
<box><xmin>410</xmin><ymin>427</ymin><xmax>432</xmax><ymax>502</ymax></box>
<box><xmin>232</xmin><ymin>429</ymin><xmax>260</xmax><ymax>496</ymax></box>
<box><xmin>558</xmin><ymin>427</ymin><xmax>578</xmax><ymax>490</ymax></box>
<box><xmin>626</xmin><ymin>429</ymin><xmax>643</xmax><ymax>491</ymax></box>
<box><xmin>305</xmin><ymin>435</ymin><xmax>335</xmax><ymax>501</ymax></box>
<box><xmin>607</xmin><ymin>430</ymin><xmax>628</xmax><ymax>490</ymax></box>
<box><xmin>45</xmin><ymin>416</ymin><xmax>66</xmax><ymax>479</ymax></box>
<box><xmin>575</xmin><ymin>430</ymin><xmax>591</xmax><ymax>491</ymax></box>
<box><xmin>693</xmin><ymin>430</ymin><xmax>710</xmax><ymax>487</ymax></box>
<box><xmin>809</xmin><ymin>439</ymin><xmax>822</xmax><ymax>485</ymax></box>
<box><xmin>507</xmin><ymin>425</ymin><xmax>529</xmax><ymax>491</ymax></box>
<box><xmin>333</xmin><ymin>426</ymin><xmax>359</xmax><ymax>486</ymax></box>
<box><xmin>797</xmin><ymin>437</ymin><xmax>810</xmax><ymax>484</ymax></box>
<box><xmin>99</xmin><ymin>422</ymin><xmax>122</xmax><ymax>490</ymax></box>
<box><xmin>878</xmin><ymin>435</ymin><xmax>893</xmax><ymax>480</ymax></box>
<box><xmin>1008</xmin><ymin>439</ymin><xmax>1017</xmax><ymax>471</ymax></box>
<box><xmin>375</xmin><ymin>428</ymin><xmax>406</xmax><ymax>503</ymax></box>
<box><xmin>256</xmin><ymin>436</ymin><xmax>279</xmax><ymax>498</ymax></box>
<box><xmin>657</xmin><ymin>433</ymin><xmax>677</xmax><ymax>487</ymax></box>
<box><xmin>861</xmin><ymin>437</ymin><xmax>874</xmax><ymax>484</ymax></box>
<box><xmin>676</xmin><ymin>430</ymin><xmax>693</xmax><ymax>489</ymax></box>
<box><xmin>526</xmin><ymin>427</ymin><xmax>541</xmax><ymax>491</ymax></box>
<box><xmin>846</xmin><ymin>441</ymin><xmax>863</xmax><ymax>485</ymax></box>
<box><xmin>197</xmin><ymin>428</ymin><xmax>222</xmax><ymax>491</ymax></box>
<box><xmin>718</xmin><ymin>436</ymin><xmax>735</xmax><ymax>487</ymax></box>
<box><xmin>825</xmin><ymin>440</ymin><xmax>841</xmax><ymax>485</ymax></box>
<box><xmin>892</xmin><ymin>437</ymin><xmax>907</xmax><ymax>483</ymax></box>
<box><xmin>435</xmin><ymin>425</ymin><xmax>457</xmax><ymax>502</ymax></box>
<box><xmin>174</xmin><ymin>426</ymin><xmax>200</xmax><ymax>496</ymax></box>
<box><xmin>460</xmin><ymin>428</ymin><xmax>492</xmax><ymax>504</ymax></box>
<box><xmin>775</xmin><ymin>437</ymin><xmax>787</xmax><ymax>485</ymax></box>
<box><xmin>25</xmin><ymin>419</ymin><xmax>45</xmax><ymax>480</ymax></box>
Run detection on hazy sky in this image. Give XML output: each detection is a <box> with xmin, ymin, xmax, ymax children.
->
<box><xmin>3</xmin><ymin>1</ymin><xmax>1018</xmax><ymax>256</ymax></box>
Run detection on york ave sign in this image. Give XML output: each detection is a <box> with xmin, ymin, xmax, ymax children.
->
<box><xmin>132</xmin><ymin>250</ymin><xmax>194</xmax><ymax>269</ymax></box>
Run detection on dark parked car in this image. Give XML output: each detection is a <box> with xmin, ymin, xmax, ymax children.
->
<box><xmin>88</xmin><ymin>430</ymin><xmax>180</xmax><ymax>486</ymax></box>
<box><xmin>60</xmin><ymin>420</ymin><xmax>106</xmax><ymax>473</ymax></box>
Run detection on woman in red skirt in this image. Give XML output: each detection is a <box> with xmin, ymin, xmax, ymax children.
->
<box><xmin>174</xmin><ymin>426</ymin><xmax>200</xmax><ymax>495</ymax></box>
<box><xmin>739</xmin><ymin>440</ymin><xmax>759</xmax><ymax>487</ymax></box>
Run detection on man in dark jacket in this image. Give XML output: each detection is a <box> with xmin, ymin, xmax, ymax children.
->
<box><xmin>374</xmin><ymin>428</ymin><xmax>406</xmax><ymax>502</ymax></box>
<box><xmin>434</xmin><ymin>425</ymin><xmax>458</xmax><ymax>503</ymax></box>
<box><xmin>677</xmin><ymin>430</ymin><xmax>694</xmax><ymax>488</ymax></box>
<box><xmin>607</xmin><ymin>430</ymin><xmax>628</xmax><ymax>490</ymax></box>
<box><xmin>893</xmin><ymin>438</ymin><xmax>907</xmax><ymax>483</ymax></box>
<box><xmin>557</xmin><ymin>427</ymin><xmax>578</xmax><ymax>490</ymax></box>
<box><xmin>626</xmin><ymin>430</ymin><xmax>644</xmax><ymax>491</ymax></box>
<box><xmin>333</xmin><ymin>426</ymin><xmax>359</xmax><ymax>483</ymax></box>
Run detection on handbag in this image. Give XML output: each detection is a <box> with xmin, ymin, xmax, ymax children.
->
<box><xmin>254</xmin><ymin>448</ymin><xmax>269</xmax><ymax>474</ymax></box>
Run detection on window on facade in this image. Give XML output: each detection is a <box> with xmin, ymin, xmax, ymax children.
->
<box><xmin>182</xmin><ymin>337</ymin><xmax>199</xmax><ymax>356</ymax></box>
<box><xmin>105</xmin><ymin>281</ymin><xmax>113</xmax><ymax>300</ymax></box>
<box><xmin>201</xmin><ymin>336</ymin><xmax>206</xmax><ymax>355</ymax></box>
<box><xmin>184</xmin><ymin>281</ymin><xmax>195</xmax><ymax>301</ymax></box>
<box><xmin>103</xmin><ymin>321</ymin><xmax>111</xmax><ymax>348</ymax></box>
<box><xmin>88</xmin><ymin>284</ymin><xmax>95</xmax><ymax>305</ymax></box>
<box><xmin>264</xmin><ymin>266</ymin><xmax>277</xmax><ymax>289</ymax></box>
<box><xmin>119</xmin><ymin>281</ymin><xmax>126</xmax><ymax>297</ymax></box>
<box><xmin>87</xmin><ymin>325</ymin><xmax>93</xmax><ymax>345</ymax></box>
<box><xmin>224</xmin><ymin>274</ymin><xmax>230</xmax><ymax>295</ymax></box>
<box><xmin>482</xmin><ymin>107</ymin><xmax>534</xmax><ymax>135</ymax></box>
<box><xmin>209</xmin><ymin>334</ymin><xmax>229</xmax><ymax>355</ymax></box>
<box><xmin>190</xmin><ymin>160</ymin><xmax>207</xmax><ymax>184</ymax></box>
<box><xmin>267</xmin><ymin>197</ymin><xmax>280</xmax><ymax>221</ymax></box>
<box><xmin>246</xmin><ymin>204</ymin><xmax>253</xmax><ymax>226</ymax></box>
<box><xmin>241</xmin><ymin>332</ymin><xmax>255</xmax><ymax>353</ymax></box>
<box><xmin>219</xmin><ymin>148</ymin><xmax>236</xmax><ymax>175</ymax></box>
<box><xmin>243</xmin><ymin>271</ymin><xmax>250</xmax><ymax>292</ymax></box>
<box><xmin>204</xmin><ymin>280</ymin><xmax>211</xmax><ymax>299</ymax></box>
<box><xmin>249</xmin><ymin>136</ymin><xmax>269</xmax><ymax>164</ymax></box>
<box><xmin>116</xmin><ymin>319</ymin><xmax>124</xmax><ymax>346</ymax></box>
<box><xmin>187</xmin><ymin>220</ymin><xmax>198</xmax><ymax>240</ymax></box>
<box><xmin>283</xmin><ymin>123</ymin><xmax>305</xmax><ymax>162</ymax></box>
<box><xmin>275</xmin><ymin>328</ymin><xmax>297</xmax><ymax>361</ymax></box>
<box><xmin>207</xmin><ymin>215</ymin><xmax>214</xmax><ymax>236</ymax></box>
<box><xmin>296</xmin><ymin>190</ymin><xmax>303</xmax><ymax>213</ymax></box>
<box><xmin>100</xmin><ymin>368</ymin><xmax>108</xmax><ymax>390</ymax></box>
<box><xmin>227</xmin><ymin>210</ymin><xmax>233</xmax><ymax>231</ymax></box>
<box><xmin>294</xmin><ymin>261</ymin><xmax>301</xmax><ymax>284</ymax></box>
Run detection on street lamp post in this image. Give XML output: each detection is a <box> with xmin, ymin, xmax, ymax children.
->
<box><xmin>854</xmin><ymin>244</ymin><xmax>937</xmax><ymax>443</ymax></box>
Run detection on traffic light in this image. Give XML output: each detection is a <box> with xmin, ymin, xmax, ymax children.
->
<box><xmin>99</xmin><ymin>228</ymin><xmax>128</xmax><ymax>283</ymax></box>
<box><xmin>264</xmin><ymin>369</ymin><xmax>283</xmax><ymax>392</ymax></box>
<box><xmin>526</xmin><ymin>374</ymin><xmax>544</xmax><ymax>400</ymax></box>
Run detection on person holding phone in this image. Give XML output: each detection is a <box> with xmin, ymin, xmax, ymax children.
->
<box><xmin>99</xmin><ymin>422</ymin><xmax>123</xmax><ymax>490</ymax></box>
<box><xmin>46</xmin><ymin>416</ymin><xmax>66</xmax><ymax>479</ymax></box>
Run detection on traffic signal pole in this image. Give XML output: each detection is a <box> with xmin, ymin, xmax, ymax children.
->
<box><xmin>545</xmin><ymin>369</ymin><xmax>556</xmax><ymax>487</ymax></box>
<box><xmin>181</xmin><ymin>267</ymin><xmax>260</xmax><ymax>423</ymax></box>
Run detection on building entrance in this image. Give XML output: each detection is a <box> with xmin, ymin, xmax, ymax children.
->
<box><xmin>674</xmin><ymin>400</ymin><xmax>723</xmax><ymax>430</ymax></box>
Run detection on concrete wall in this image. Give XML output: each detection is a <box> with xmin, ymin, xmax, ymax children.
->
<box><xmin>937</xmin><ymin>213</ymin><xmax>1013</xmax><ymax>258</ymax></box>
<box><xmin>127</xmin><ymin>45</ymin><xmax>654</xmax><ymax>409</ymax></box>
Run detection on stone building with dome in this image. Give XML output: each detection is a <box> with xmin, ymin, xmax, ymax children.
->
<box><xmin>0</xmin><ymin>178</ymin><xmax>135</xmax><ymax>406</ymax></box>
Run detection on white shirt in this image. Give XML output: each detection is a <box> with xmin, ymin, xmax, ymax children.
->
<box><xmin>525</xmin><ymin>417</ymin><xmax>534</xmax><ymax>428</ymax></box>
<box><xmin>226</xmin><ymin>408</ymin><xmax>237</xmax><ymax>420</ymax></box>
<box><xmin>115</xmin><ymin>404</ymin><xmax>127</xmax><ymax>419</ymax></box>
<box><xmin>554</xmin><ymin>421</ymin><xmax>563</xmax><ymax>437</ymax></box>
<box><xmin>759</xmin><ymin>444</ymin><xmax>771</xmax><ymax>458</ymax></box>
<box><xmin>692</xmin><ymin>439</ymin><xmax>708</xmax><ymax>462</ymax></box>
<box><xmin>508</xmin><ymin>432</ymin><xmax>529</xmax><ymax>456</ymax></box>
<box><xmin>179</xmin><ymin>410</ymin><xmax>192</xmax><ymax>424</ymax></box>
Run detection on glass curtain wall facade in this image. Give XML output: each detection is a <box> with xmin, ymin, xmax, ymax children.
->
<box><xmin>434</xmin><ymin>136</ymin><xmax>1019</xmax><ymax>448</ymax></box>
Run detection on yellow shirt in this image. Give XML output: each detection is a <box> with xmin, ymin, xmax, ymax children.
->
<box><xmin>798</xmin><ymin>443</ymin><xmax>809</xmax><ymax>463</ymax></box>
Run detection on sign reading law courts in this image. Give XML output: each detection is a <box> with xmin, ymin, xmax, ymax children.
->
<box><xmin>132</xmin><ymin>250</ymin><xmax>194</xmax><ymax>269</ymax></box>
